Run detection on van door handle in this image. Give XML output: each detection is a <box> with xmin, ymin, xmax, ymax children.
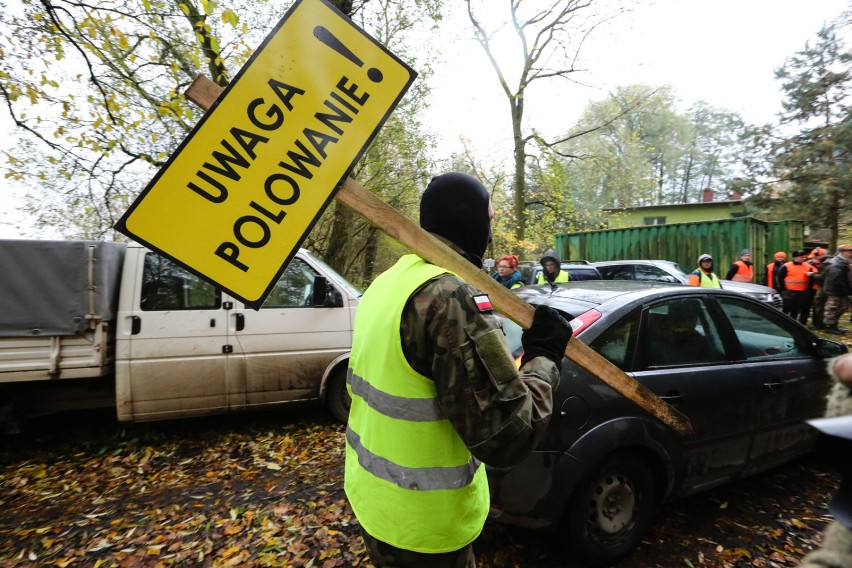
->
<box><xmin>131</xmin><ymin>316</ymin><xmax>141</xmax><ymax>335</ymax></box>
<box><xmin>235</xmin><ymin>313</ymin><xmax>245</xmax><ymax>331</ymax></box>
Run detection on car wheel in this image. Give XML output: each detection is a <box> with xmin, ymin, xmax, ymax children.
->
<box><xmin>563</xmin><ymin>451</ymin><xmax>658</xmax><ymax>567</ymax></box>
<box><xmin>326</xmin><ymin>367</ymin><xmax>351</xmax><ymax>424</ymax></box>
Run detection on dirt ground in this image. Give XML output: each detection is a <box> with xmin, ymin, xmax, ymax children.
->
<box><xmin>0</xmin><ymin>406</ymin><xmax>840</xmax><ymax>568</ymax></box>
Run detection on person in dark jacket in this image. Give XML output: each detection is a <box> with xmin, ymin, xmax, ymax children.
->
<box><xmin>765</xmin><ymin>251</ymin><xmax>787</xmax><ymax>292</ymax></box>
<box><xmin>725</xmin><ymin>249</ymin><xmax>753</xmax><ymax>282</ymax></box>
<box><xmin>821</xmin><ymin>244</ymin><xmax>852</xmax><ymax>335</ymax></box>
<box><xmin>536</xmin><ymin>250</ymin><xmax>569</xmax><ymax>285</ymax></box>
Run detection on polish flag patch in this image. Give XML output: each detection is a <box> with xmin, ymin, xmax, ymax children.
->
<box><xmin>473</xmin><ymin>294</ymin><xmax>493</xmax><ymax>312</ymax></box>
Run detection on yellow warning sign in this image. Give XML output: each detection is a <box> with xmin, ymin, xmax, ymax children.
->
<box><xmin>115</xmin><ymin>0</ymin><xmax>416</xmax><ymax>308</ymax></box>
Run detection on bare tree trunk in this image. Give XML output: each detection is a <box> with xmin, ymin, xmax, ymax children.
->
<box><xmin>362</xmin><ymin>226</ymin><xmax>379</xmax><ymax>284</ymax></box>
<box><xmin>325</xmin><ymin>203</ymin><xmax>355</xmax><ymax>273</ymax></box>
<box><xmin>512</xmin><ymin>100</ymin><xmax>526</xmax><ymax>253</ymax></box>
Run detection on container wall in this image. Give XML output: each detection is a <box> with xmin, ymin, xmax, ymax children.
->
<box><xmin>557</xmin><ymin>217</ymin><xmax>772</xmax><ymax>283</ymax></box>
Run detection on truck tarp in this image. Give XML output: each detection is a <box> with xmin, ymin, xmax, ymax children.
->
<box><xmin>0</xmin><ymin>240</ymin><xmax>127</xmax><ymax>337</ymax></box>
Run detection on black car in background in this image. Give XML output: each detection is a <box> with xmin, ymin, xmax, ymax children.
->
<box><xmin>489</xmin><ymin>281</ymin><xmax>846</xmax><ymax>566</ymax></box>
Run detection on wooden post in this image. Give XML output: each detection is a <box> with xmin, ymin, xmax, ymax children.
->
<box><xmin>184</xmin><ymin>75</ymin><xmax>693</xmax><ymax>435</ymax></box>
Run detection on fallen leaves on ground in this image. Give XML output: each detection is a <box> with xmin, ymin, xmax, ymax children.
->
<box><xmin>0</xmin><ymin>408</ymin><xmax>840</xmax><ymax>567</ymax></box>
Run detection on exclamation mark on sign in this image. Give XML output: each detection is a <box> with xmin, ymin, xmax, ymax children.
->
<box><xmin>313</xmin><ymin>26</ymin><xmax>384</xmax><ymax>83</ymax></box>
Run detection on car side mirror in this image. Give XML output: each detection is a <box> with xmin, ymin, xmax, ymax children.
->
<box><xmin>817</xmin><ymin>338</ymin><xmax>847</xmax><ymax>359</ymax></box>
<box><xmin>312</xmin><ymin>276</ymin><xmax>343</xmax><ymax>307</ymax></box>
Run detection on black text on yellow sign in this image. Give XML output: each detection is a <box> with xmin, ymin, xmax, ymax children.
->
<box><xmin>115</xmin><ymin>0</ymin><xmax>416</xmax><ymax>308</ymax></box>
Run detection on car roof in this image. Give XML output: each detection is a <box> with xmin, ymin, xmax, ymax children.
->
<box><xmin>591</xmin><ymin>259</ymin><xmax>678</xmax><ymax>267</ymax></box>
<box><xmin>513</xmin><ymin>280</ymin><xmax>747</xmax><ymax>318</ymax></box>
<box><xmin>590</xmin><ymin>259</ymin><xmax>778</xmax><ymax>294</ymax></box>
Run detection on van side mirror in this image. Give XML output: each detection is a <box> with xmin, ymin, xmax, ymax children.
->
<box><xmin>312</xmin><ymin>276</ymin><xmax>343</xmax><ymax>307</ymax></box>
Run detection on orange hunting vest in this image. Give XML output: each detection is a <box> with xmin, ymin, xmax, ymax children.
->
<box><xmin>731</xmin><ymin>260</ymin><xmax>753</xmax><ymax>283</ymax></box>
<box><xmin>783</xmin><ymin>262</ymin><xmax>816</xmax><ymax>292</ymax></box>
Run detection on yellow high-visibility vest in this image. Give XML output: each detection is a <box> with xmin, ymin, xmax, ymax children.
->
<box><xmin>344</xmin><ymin>254</ymin><xmax>489</xmax><ymax>553</ymax></box>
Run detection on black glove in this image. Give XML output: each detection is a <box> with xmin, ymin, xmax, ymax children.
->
<box><xmin>521</xmin><ymin>305</ymin><xmax>573</xmax><ymax>371</ymax></box>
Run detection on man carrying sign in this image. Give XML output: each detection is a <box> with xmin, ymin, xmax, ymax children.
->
<box><xmin>344</xmin><ymin>172</ymin><xmax>572</xmax><ymax>566</ymax></box>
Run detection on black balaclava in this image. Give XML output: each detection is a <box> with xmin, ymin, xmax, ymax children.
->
<box><xmin>420</xmin><ymin>172</ymin><xmax>491</xmax><ymax>268</ymax></box>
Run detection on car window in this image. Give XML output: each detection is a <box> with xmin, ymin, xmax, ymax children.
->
<box><xmin>567</xmin><ymin>267</ymin><xmax>602</xmax><ymax>281</ymax></box>
<box><xmin>141</xmin><ymin>253</ymin><xmax>220</xmax><ymax>311</ymax></box>
<box><xmin>598</xmin><ymin>265</ymin><xmax>634</xmax><ymax>280</ymax></box>
<box><xmin>261</xmin><ymin>257</ymin><xmax>320</xmax><ymax>308</ymax></box>
<box><xmin>634</xmin><ymin>265</ymin><xmax>671</xmax><ymax>282</ymax></box>
<box><xmin>590</xmin><ymin>310</ymin><xmax>640</xmax><ymax>370</ymax></box>
<box><xmin>716</xmin><ymin>296</ymin><xmax>811</xmax><ymax>360</ymax></box>
<box><xmin>641</xmin><ymin>298</ymin><xmax>727</xmax><ymax>367</ymax></box>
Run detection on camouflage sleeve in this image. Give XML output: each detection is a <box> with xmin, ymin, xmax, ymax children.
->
<box><xmin>798</xmin><ymin>522</ymin><xmax>852</xmax><ymax>568</ymax></box>
<box><xmin>400</xmin><ymin>273</ymin><xmax>560</xmax><ymax>468</ymax></box>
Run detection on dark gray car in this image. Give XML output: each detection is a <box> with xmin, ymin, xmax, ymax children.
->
<box><xmin>489</xmin><ymin>281</ymin><xmax>846</xmax><ymax>566</ymax></box>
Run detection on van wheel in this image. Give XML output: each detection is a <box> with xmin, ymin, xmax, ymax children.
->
<box><xmin>326</xmin><ymin>368</ymin><xmax>350</xmax><ymax>424</ymax></box>
<box><xmin>563</xmin><ymin>451</ymin><xmax>658</xmax><ymax>567</ymax></box>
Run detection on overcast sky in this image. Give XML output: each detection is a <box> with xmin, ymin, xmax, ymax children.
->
<box><xmin>1</xmin><ymin>0</ymin><xmax>850</xmax><ymax>238</ymax></box>
<box><xmin>425</xmin><ymin>0</ymin><xmax>850</xmax><ymax>164</ymax></box>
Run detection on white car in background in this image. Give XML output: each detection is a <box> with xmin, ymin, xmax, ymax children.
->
<box><xmin>591</xmin><ymin>259</ymin><xmax>783</xmax><ymax>310</ymax></box>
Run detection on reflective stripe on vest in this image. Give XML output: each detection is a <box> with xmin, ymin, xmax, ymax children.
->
<box><xmin>731</xmin><ymin>260</ymin><xmax>753</xmax><ymax>282</ymax></box>
<box><xmin>783</xmin><ymin>262</ymin><xmax>815</xmax><ymax>291</ymax></box>
<box><xmin>344</xmin><ymin>254</ymin><xmax>489</xmax><ymax>554</ymax></box>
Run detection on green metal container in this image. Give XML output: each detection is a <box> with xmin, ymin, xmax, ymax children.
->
<box><xmin>556</xmin><ymin>217</ymin><xmax>781</xmax><ymax>285</ymax></box>
<box><xmin>766</xmin><ymin>221</ymin><xmax>805</xmax><ymax>260</ymax></box>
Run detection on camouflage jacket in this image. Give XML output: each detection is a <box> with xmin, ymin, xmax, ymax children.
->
<box><xmin>799</xmin><ymin>355</ymin><xmax>852</xmax><ymax>568</ymax></box>
<box><xmin>399</xmin><ymin>258</ymin><xmax>559</xmax><ymax>469</ymax></box>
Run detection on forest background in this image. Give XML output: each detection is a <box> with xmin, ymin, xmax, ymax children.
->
<box><xmin>0</xmin><ymin>0</ymin><xmax>850</xmax><ymax>288</ymax></box>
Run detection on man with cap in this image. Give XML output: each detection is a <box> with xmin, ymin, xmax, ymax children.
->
<box><xmin>798</xmin><ymin>353</ymin><xmax>852</xmax><ymax>567</ymax></box>
<box><xmin>776</xmin><ymin>249</ymin><xmax>818</xmax><ymax>324</ymax></box>
<box><xmin>820</xmin><ymin>244</ymin><xmax>852</xmax><ymax>335</ymax></box>
<box><xmin>688</xmin><ymin>254</ymin><xmax>722</xmax><ymax>288</ymax></box>
<box><xmin>536</xmin><ymin>249</ymin><xmax>569</xmax><ymax>285</ymax></box>
<box><xmin>765</xmin><ymin>251</ymin><xmax>787</xmax><ymax>292</ymax></box>
<box><xmin>344</xmin><ymin>172</ymin><xmax>572</xmax><ymax>567</ymax></box>
<box><xmin>725</xmin><ymin>249</ymin><xmax>754</xmax><ymax>282</ymax></box>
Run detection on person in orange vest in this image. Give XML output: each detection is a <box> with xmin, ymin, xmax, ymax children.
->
<box><xmin>808</xmin><ymin>246</ymin><xmax>827</xmax><ymax>260</ymax></box>
<box><xmin>765</xmin><ymin>251</ymin><xmax>786</xmax><ymax>292</ymax></box>
<box><xmin>725</xmin><ymin>249</ymin><xmax>754</xmax><ymax>282</ymax></box>
<box><xmin>688</xmin><ymin>254</ymin><xmax>722</xmax><ymax>288</ymax></box>
<box><xmin>775</xmin><ymin>249</ymin><xmax>818</xmax><ymax>325</ymax></box>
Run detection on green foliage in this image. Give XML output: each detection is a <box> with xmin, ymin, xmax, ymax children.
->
<box><xmin>0</xmin><ymin>0</ymin><xmax>443</xmax><ymax>274</ymax></box>
<box><xmin>539</xmin><ymin>84</ymin><xmax>748</xmax><ymax>232</ymax></box>
<box><xmin>747</xmin><ymin>22</ymin><xmax>851</xmax><ymax>249</ymax></box>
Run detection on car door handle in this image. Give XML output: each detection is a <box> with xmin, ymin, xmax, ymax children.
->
<box><xmin>763</xmin><ymin>381</ymin><xmax>784</xmax><ymax>392</ymax></box>
<box><xmin>660</xmin><ymin>393</ymin><xmax>683</xmax><ymax>405</ymax></box>
<box><xmin>235</xmin><ymin>313</ymin><xmax>245</xmax><ymax>331</ymax></box>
